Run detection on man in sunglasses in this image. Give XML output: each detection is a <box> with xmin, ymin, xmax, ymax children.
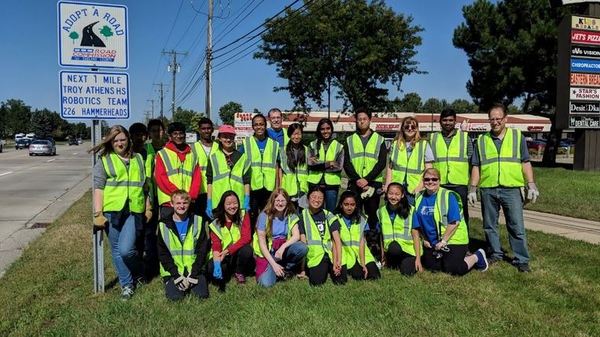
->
<box><xmin>468</xmin><ymin>104</ymin><xmax>539</xmax><ymax>273</ymax></box>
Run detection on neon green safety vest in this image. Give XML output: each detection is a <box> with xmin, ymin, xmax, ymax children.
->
<box><xmin>346</xmin><ymin>132</ymin><xmax>384</xmax><ymax>183</ymax></box>
<box><xmin>389</xmin><ymin>140</ymin><xmax>427</xmax><ymax>194</ymax></box>
<box><xmin>280</xmin><ymin>145</ymin><xmax>309</xmax><ymax>197</ymax></box>
<box><xmin>101</xmin><ymin>152</ymin><xmax>145</xmax><ymax>213</ymax></box>
<box><xmin>209</xmin><ymin>150</ymin><xmax>249</xmax><ymax>208</ymax></box>
<box><xmin>156</xmin><ymin>147</ymin><xmax>197</xmax><ymax>205</ymax></box>
<box><xmin>377</xmin><ymin>205</ymin><xmax>417</xmax><ymax>256</ymax></box>
<box><xmin>208</xmin><ymin>211</ymin><xmax>245</xmax><ymax>259</ymax></box>
<box><xmin>302</xmin><ymin>209</ymin><xmax>338</xmax><ymax>268</ymax></box>
<box><xmin>158</xmin><ymin>215</ymin><xmax>203</xmax><ymax>277</ymax></box>
<box><xmin>192</xmin><ymin>141</ymin><xmax>219</xmax><ymax>194</ymax></box>
<box><xmin>337</xmin><ymin>215</ymin><xmax>375</xmax><ymax>269</ymax></box>
<box><xmin>144</xmin><ymin>143</ymin><xmax>160</xmax><ymax>208</ymax></box>
<box><xmin>307</xmin><ymin>139</ymin><xmax>343</xmax><ymax>186</ymax></box>
<box><xmin>477</xmin><ymin>128</ymin><xmax>525</xmax><ymax>188</ymax></box>
<box><xmin>244</xmin><ymin>136</ymin><xmax>279</xmax><ymax>191</ymax></box>
<box><xmin>414</xmin><ymin>188</ymin><xmax>469</xmax><ymax>245</ymax></box>
<box><xmin>252</xmin><ymin>213</ymin><xmax>299</xmax><ymax>258</ymax></box>
<box><xmin>430</xmin><ymin>131</ymin><xmax>470</xmax><ymax>185</ymax></box>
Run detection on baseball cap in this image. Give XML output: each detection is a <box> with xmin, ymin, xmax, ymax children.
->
<box><xmin>218</xmin><ymin>124</ymin><xmax>236</xmax><ymax>135</ymax></box>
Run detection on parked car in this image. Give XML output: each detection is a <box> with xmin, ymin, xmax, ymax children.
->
<box><xmin>68</xmin><ymin>137</ymin><xmax>79</xmax><ymax>146</ymax></box>
<box><xmin>526</xmin><ymin>139</ymin><xmax>546</xmax><ymax>153</ymax></box>
<box><xmin>15</xmin><ymin>138</ymin><xmax>31</xmax><ymax>150</ymax></box>
<box><xmin>29</xmin><ymin>140</ymin><xmax>56</xmax><ymax>156</ymax></box>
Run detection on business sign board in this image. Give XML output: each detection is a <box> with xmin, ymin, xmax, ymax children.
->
<box><xmin>571</xmin><ymin>58</ymin><xmax>600</xmax><ymax>73</ymax></box>
<box><xmin>58</xmin><ymin>1</ymin><xmax>128</xmax><ymax>69</ymax></box>
<box><xmin>60</xmin><ymin>70</ymin><xmax>129</xmax><ymax>119</ymax></box>
<box><xmin>570</xmin><ymin>72</ymin><xmax>600</xmax><ymax>86</ymax></box>
<box><xmin>571</xmin><ymin>45</ymin><xmax>600</xmax><ymax>58</ymax></box>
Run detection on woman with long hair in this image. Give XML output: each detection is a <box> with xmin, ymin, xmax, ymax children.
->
<box><xmin>253</xmin><ymin>188</ymin><xmax>308</xmax><ymax>287</ymax></box>
<box><xmin>384</xmin><ymin>116</ymin><xmax>434</xmax><ymax>205</ymax></box>
<box><xmin>279</xmin><ymin>123</ymin><xmax>309</xmax><ymax>206</ymax></box>
<box><xmin>335</xmin><ymin>191</ymin><xmax>381</xmax><ymax>280</ymax></box>
<box><xmin>207</xmin><ymin>191</ymin><xmax>253</xmax><ymax>291</ymax></box>
<box><xmin>307</xmin><ymin>118</ymin><xmax>344</xmax><ymax>211</ymax></box>
<box><xmin>90</xmin><ymin>125</ymin><xmax>148</xmax><ymax>300</ymax></box>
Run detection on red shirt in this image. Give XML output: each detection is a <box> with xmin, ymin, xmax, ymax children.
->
<box><xmin>154</xmin><ymin>141</ymin><xmax>201</xmax><ymax>206</ymax></box>
<box><xmin>210</xmin><ymin>212</ymin><xmax>251</xmax><ymax>255</ymax></box>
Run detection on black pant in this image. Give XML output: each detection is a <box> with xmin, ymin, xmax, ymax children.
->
<box><xmin>385</xmin><ymin>241</ymin><xmax>417</xmax><ymax>276</ymax></box>
<box><xmin>421</xmin><ymin>244</ymin><xmax>470</xmax><ymax>276</ymax></box>
<box><xmin>140</xmin><ymin>211</ymin><xmax>159</xmax><ymax>280</ymax></box>
<box><xmin>442</xmin><ymin>184</ymin><xmax>470</xmax><ymax>230</ymax></box>
<box><xmin>348</xmin><ymin>261</ymin><xmax>381</xmax><ymax>280</ymax></box>
<box><xmin>307</xmin><ymin>255</ymin><xmax>347</xmax><ymax>286</ymax></box>
<box><xmin>164</xmin><ymin>275</ymin><xmax>209</xmax><ymax>301</ymax></box>
<box><xmin>250</xmin><ymin>188</ymin><xmax>272</xmax><ymax>226</ymax></box>
<box><xmin>207</xmin><ymin>244</ymin><xmax>255</xmax><ymax>290</ymax></box>
<box><xmin>348</xmin><ymin>182</ymin><xmax>383</xmax><ymax>260</ymax></box>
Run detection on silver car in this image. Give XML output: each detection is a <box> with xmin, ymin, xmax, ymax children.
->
<box><xmin>29</xmin><ymin>140</ymin><xmax>56</xmax><ymax>156</ymax></box>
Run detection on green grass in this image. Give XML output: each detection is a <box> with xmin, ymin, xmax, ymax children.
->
<box><xmin>0</xmin><ymin>192</ymin><xmax>599</xmax><ymax>337</ymax></box>
<box><xmin>525</xmin><ymin>167</ymin><xmax>600</xmax><ymax>221</ymax></box>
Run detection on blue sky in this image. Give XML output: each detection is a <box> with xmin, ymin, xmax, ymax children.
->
<box><xmin>0</xmin><ymin>0</ymin><xmax>476</xmax><ymax>124</ymax></box>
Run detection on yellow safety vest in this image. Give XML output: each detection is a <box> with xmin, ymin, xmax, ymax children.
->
<box><xmin>389</xmin><ymin>140</ymin><xmax>427</xmax><ymax>194</ymax></box>
<box><xmin>208</xmin><ymin>211</ymin><xmax>245</xmax><ymax>260</ymax></box>
<box><xmin>156</xmin><ymin>147</ymin><xmax>197</xmax><ymax>205</ymax></box>
<box><xmin>430</xmin><ymin>131</ymin><xmax>470</xmax><ymax>185</ymax></box>
<box><xmin>307</xmin><ymin>139</ymin><xmax>343</xmax><ymax>186</ymax></box>
<box><xmin>477</xmin><ymin>128</ymin><xmax>525</xmax><ymax>188</ymax></box>
<box><xmin>303</xmin><ymin>209</ymin><xmax>338</xmax><ymax>268</ymax></box>
<box><xmin>158</xmin><ymin>215</ymin><xmax>203</xmax><ymax>277</ymax></box>
<box><xmin>192</xmin><ymin>141</ymin><xmax>219</xmax><ymax>194</ymax></box>
<box><xmin>252</xmin><ymin>213</ymin><xmax>299</xmax><ymax>258</ymax></box>
<box><xmin>337</xmin><ymin>215</ymin><xmax>375</xmax><ymax>269</ymax></box>
<box><xmin>414</xmin><ymin>188</ymin><xmax>469</xmax><ymax>245</ymax></box>
<box><xmin>244</xmin><ymin>136</ymin><xmax>279</xmax><ymax>191</ymax></box>
<box><xmin>209</xmin><ymin>150</ymin><xmax>249</xmax><ymax>208</ymax></box>
<box><xmin>144</xmin><ymin>143</ymin><xmax>160</xmax><ymax>208</ymax></box>
<box><xmin>280</xmin><ymin>145</ymin><xmax>309</xmax><ymax>197</ymax></box>
<box><xmin>346</xmin><ymin>132</ymin><xmax>384</xmax><ymax>183</ymax></box>
<box><xmin>101</xmin><ymin>152</ymin><xmax>145</xmax><ymax>213</ymax></box>
<box><xmin>377</xmin><ymin>205</ymin><xmax>417</xmax><ymax>256</ymax></box>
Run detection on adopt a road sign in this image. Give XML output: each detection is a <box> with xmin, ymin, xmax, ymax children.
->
<box><xmin>58</xmin><ymin>1</ymin><xmax>128</xmax><ymax>69</ymax></box>
<box><xmin>60</xmin><ymin>70</ymin><xmax>129</xmax><ymax>119</ymax></box>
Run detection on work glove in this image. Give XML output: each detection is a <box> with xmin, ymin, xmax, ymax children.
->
<box><xmin>527</xmin><ymin>182</ymin><xmax>539</xmax><ymax>204</ymax></box>
<box><xmin>186</xmin><ymin>276</ymin><xmax>199</xmax><ymax>286</ymax></box>
<box><xmin>206</xmin><ymin>199</ymin><xmax>213</xmax><ymax>219</ymax></box>
<box><xmin>243</xmin><ymin>194</ymin><xmax>250</xmax><ymax>210</ymax></box>
<box><xmin>360</xmin><ymin>186</ymin><xmax>375</xmax><ymax>200</ymax></box>
<box><xmin>144</xmin><ymin>208</ymin><xmax>153</xmax><ymax>223</ymax></box>
<box><xmin>173</xmin><ymin>275</ymin><xmax>189</xmax><ymax>291</ymax></box>
<box><xmin>467</xmin><ymin>185</ymin><xmax>478</xmax><ymax>207</ymax></box>
<box><xmin>93</xmin><ymin>212</ymin><xmax>108</xmax><ymax>229</ymax></box>
<box><xmin>212</xmin><ymin>260</ymin><xmax>223</xmax><ymax>280</ymax></box>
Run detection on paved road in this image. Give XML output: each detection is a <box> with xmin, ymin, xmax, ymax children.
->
<box><xmin>0</xmin><ymin>143</ymin><xmax>91</xmax><ymax>276</ymax></box>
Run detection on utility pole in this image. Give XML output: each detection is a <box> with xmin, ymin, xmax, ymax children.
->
<box><xmin>153</xmin><ymin>83</ymin><xmax>165</xmax><ymax>119</ymax></box>
<box><xmin>147</xmin><ymin>99</ymin><xmax>155</xmax><ymax>118</ymax></box>
<box><xmin>144</xmin><ymin>110</ymin><xmax>152</xmax><ymax>123</ymax></box>
<box><xmin>163</xmin><ymin>50</ymin><xmax>188</xmax><ymax>118</ymax></box>
<box><xmin>205</xmin><ymin>0</ymin><xmax>213</xmax><ymax>120</ymax></box>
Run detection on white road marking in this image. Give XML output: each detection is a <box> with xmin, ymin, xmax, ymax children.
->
<box><xmin>0</xmin><ymin>171</ymin><xmax>13</xmax><ymax>177</ymax></box>
<box><xmin>73</xmin><ymin>153</ymin><xmax>78</xmax><ymax>155</ymax></box>
<box><xmin>47</xmin><ymin>159</ymin><xmax>56</xmax><ymax>163</ymax></box>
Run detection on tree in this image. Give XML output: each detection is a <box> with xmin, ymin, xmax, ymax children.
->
<box><xmin>449</xmin><ymin>98</ymin><xmax>477</xmax><ymax>114</ymax></box>
<box><xmin>421</xmin><ymin>98</ymin><xmax>448</xmax><ymax>114</ymax></box>
<box><xmin>256</xmin><ymin>0</ymin><xmax>423</xmax><ymax>110</ymax></box>
<box><xmin>2</xmin><ymin>99</ymin><xmax>32</xmax><ymax>136</ymax></box>
<box><xmin>400</xmin><ymin>92</ymin><xmax>422</xmax><ymax>112</ymax></box>
<box><xmin>219</xmin><ymin>101</ymin><xmax>242</xmax><ymax>126</ymax></box>
<box><xmin>173</xmin><ymin>107</ymin><xmax>204</xmax><ymax>131</ymax></box>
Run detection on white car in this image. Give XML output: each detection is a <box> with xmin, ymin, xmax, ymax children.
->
<box><xmin>29</xmin><ymin>140</ymin><xmax>56</xmax><ymax>156</ymax></box>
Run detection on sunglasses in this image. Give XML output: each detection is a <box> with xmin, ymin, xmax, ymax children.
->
<box><xmin>403</xmin><ymin>125</ymin><xmax>416</xmax><ymax>131</ymax></box>
<box><xmin>423</xmin><ymin>177</ymin><xmax>439</xmax><ymax>182</ymax></box>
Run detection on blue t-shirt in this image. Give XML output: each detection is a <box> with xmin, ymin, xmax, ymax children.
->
<box><xmin>256</xmin><ymin>211</ymin><xmax>288</xmax><ymax>239</ymax></box>
<box><xmin>412</xmin><ymin>192</ymin><xmax>461</xmax><ymax>245</ymax></box>
<box><xmin>267</xmin><ymin>128</ymin><xmax>285</xmax><ymax>147</ymax></box>
<box><xmin>239</xmin><ymin>136</ymin><xmax>269</xmax><ymax>154</ymax></box>
<box><xmin>175</xmin><ymin>218</ymin><xmax>190</xmax><ymax>242</ymax></box>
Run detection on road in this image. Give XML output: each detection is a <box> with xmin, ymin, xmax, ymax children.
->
<box><xmin>0</xmin><ymin>143</ymin><xmax>91</xmax><ymax>276</ymax></box>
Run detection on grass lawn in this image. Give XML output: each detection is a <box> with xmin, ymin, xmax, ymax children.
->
<box><xmin>526</xmin><ymin>167</ymin><xmax>600</xmax><ymax>221</ymax></box>
<box><xmin>0</xmin><ymin>192</ymin><xmax>599</xmax><ymax>337</ymax></box>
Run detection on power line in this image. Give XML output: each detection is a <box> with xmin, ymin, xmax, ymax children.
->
<box><xmin>212</xmin><ymin>0</ymin><xmax>264</xmax><ymax>46</ymax></box>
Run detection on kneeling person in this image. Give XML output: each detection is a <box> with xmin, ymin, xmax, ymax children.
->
<box><xmin>157</xmin><ymin>190</ymin><xmax>209</xmax><ymax>300</ymax></box>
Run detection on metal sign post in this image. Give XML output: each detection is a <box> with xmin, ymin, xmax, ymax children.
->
<box><xmin>91</xmin><ymin>119</ymin><xmax>104</xmax><ymax>293</ymax></box>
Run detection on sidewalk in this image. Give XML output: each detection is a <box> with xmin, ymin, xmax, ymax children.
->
<box><xmin>469</xmin><ymin>204</ymin><xmax>600</xmax><ymax>244</ymax></box>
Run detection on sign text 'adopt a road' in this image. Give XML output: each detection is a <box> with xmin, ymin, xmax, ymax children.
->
<box><xmin>60</xmin><ymin>70</ymin><xmax>129</xmax><ymax>119</ymax></box>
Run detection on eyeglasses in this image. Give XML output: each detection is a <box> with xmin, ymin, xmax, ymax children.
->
<box><xmin>489</xmin><ymin>118</ymin><xmax>505</xmax><ymax>123</ymax></box>
<box><xmin>423</xmin><ymin>177</ymin><xmax>439</xmax><ymax>182</ymax></box>
<box><xmin>403</xmin><ymin>125</ymin><xmax>416</xmax><ymax>131</ymax></box>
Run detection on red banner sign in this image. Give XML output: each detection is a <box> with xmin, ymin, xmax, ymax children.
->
<box><xmin>571</xmin><ymin>73</ymin><xmax>600</xmax><ymax>86</ymax></box>
<box><xmin>571</xmin><ymin>30</ymin><xmax>600</xmax><ymax>45</ymax></box>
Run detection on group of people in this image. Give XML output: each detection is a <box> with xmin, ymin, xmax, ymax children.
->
<box><xmin>91</xmin><ymin>104</ymin><xmax>540</xmax><ymax>301</ymax></box>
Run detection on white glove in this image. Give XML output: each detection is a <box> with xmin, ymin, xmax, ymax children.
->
<box><xmin>174</xmin><ymin>276</ymin><xmax>189</xmax><ymax>291</ymax></box>
<box><xmin>361</xmin><ymin>186</ymin><xmax>375</xmax><ymax>199</ymax></box>
<box><xmin>186</xmin><ymin>276</ymin><xmax>199</xmax><ymax>286</ymax></box>
<box><xmin>527</xmin><ymin>182</ymin><xmax>539</xmax><ymax>204</ymax></box>
<box><xmin>467</xmin><ymin>185</ymin><xmax>478</xmax><ymax>206</ymax></box>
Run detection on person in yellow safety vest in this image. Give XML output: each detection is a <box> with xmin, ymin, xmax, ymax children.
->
<box><xmin>468</xmin><ymin>103</ymin><xmax>539</xmax><ymax>273</ymax></box>
<box><xmin>207</xmin><ymin>191</ymin><xmax>254</xmax><ymax>291</ymax></box>
<box><xmin>384</xmin><ymin>116</ymin><xmax>433</xmax><ymax>205</ymax></box>
<box><xmin>411</xmin><ymin>168</ymin><xmax>489</xmax><ymax>276</ymax></box>
<box><xmin>278</xmin><ymin>123</ymin><xmax>309</xmax><ymax>207</ymax></box>
<box><xmin>343</xmin><ymin>108</ymin><xmax>388</xmax><ymax>262</ymax></box>
<box><xmin>191</xmin><ymin>117</ymin><xmax>219</xmax><ymax>219</ymax></box>
<box><xmin>254</xmin><ymin>189</ymin><xmax>307</xmax><ymax>288</ymax></box>
<box><xmin>335</xmin><ymin>191</ymin><xmax>381</xmax><ymax>280</ymax></box>
<box><xmin>157</xmin><ymin>190</ymin><xmax>209</xmax><ymax>300</ymax></box>
<box><xmin>430</xmin><ymin>109</ymin><xmax>473</xmax><ymax>228</ymax></box>
<box><xmin>308</xmin><ymin>118</ymin><xmax>344</xmax><ymax>212</ymax></box>
<box><xmin>206</xmin><ymin>125</ymin><xmax>250</xmax><ymax>219</ymax></box>
<box><xmin>267</xmin><ymin>107</ymin><xmax>289</xmax><ymax>148</ymax></box>
<box><xmin>240</xmin><ymin>114</ymin><xmax>280</xmax><ymax>225</ymax></box>
<box><xmin>154</xmin><ymin>122</ymin><xmax>202</xmax><ymax>220</ymax></box>
<box><xmin>90</xmin><ymin>125</ymin><xmax>150</xmax><ymax>300</ymax></box>
<box><xmin>298</xmin><ymin>186</ymin><xmax>346</xmax><ymax>286</ymax></box>
<box><xmin>375</xmin><ymin>183</ymin><xmax>417</xmax><ymax>276</ymax></box>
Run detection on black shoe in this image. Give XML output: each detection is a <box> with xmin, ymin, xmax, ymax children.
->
<box><xmin>488</xmin><ymin>256</ymin><xmax>503</xmax><ymax>264</ymax></box>
<box><xmin>516</xmin><ymin>263</ymin><xmax>531</xmax><ymax>273</ymax></box>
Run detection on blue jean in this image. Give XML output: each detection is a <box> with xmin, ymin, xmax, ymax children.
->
<box><xmin>480</xmin><ymin>187</ymin><xmax>530</xmax><ymax>264</ymax></box>
<box><xmin>257</xmin><ymin>242</ymin><xmax>308</xmax><ymax>288</ymax></box>
<box><xmin>105</xmin><ymin>212</ymin><xmax>142</xmax><ymax>287</ymax></box>
<box><xmin>324</xmin><ymin>189</ymin><xmax>339</xmax><ymax>212</ymax></box>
